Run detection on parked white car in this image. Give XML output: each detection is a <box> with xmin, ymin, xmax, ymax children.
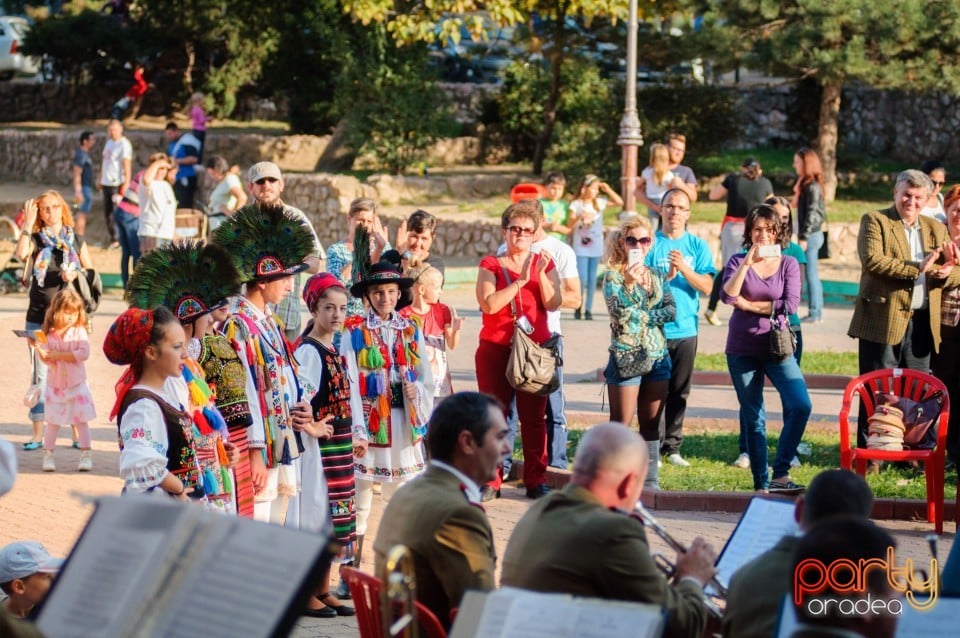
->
<box><xmin>0</xmin><ymin>16</ymin><xmax>39</xmax><ymax>81</ymax></box>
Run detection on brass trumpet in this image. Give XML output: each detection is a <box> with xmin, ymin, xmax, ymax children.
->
<box><xmin>633</xmin><ymin>503</ymin><xmax>727</xmax><ymax>619</ymax></box>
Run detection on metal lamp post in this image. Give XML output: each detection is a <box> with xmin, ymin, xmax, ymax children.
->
<box><xmin>617</xmin><ymin>0</ymin><xmax>643</xmax><ymax>217</ymax></box>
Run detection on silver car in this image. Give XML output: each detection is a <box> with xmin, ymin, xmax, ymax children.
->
<box><xmin>0</xmin><ymin>16</ymin><xmax>39</xmax><ymax>81</ymax></box>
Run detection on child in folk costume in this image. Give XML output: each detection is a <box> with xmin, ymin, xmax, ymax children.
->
<box><xmin>295</xmin><ymin>273</ymin><xmax>357</xmax><ymax>618</ymax></box>
<box><xmin>341</xmin><ymin>254</ymin><xmax>434</xmax><ymax>548</ymax></box>
<box><xmin>214</xmin><ymin>203</ymin><xmax>330</xmax><ymax>529</ymax></box>
<box><xmin>125</xmin><ymin>240</ymin><xmax>245</xmax><ymax>514</ymax></box>
<box><xmin>400</xmin><ymin>264</ymin><xmax>463</xmax><ymax>398</ymax></box>
<box><xmin>104</xmin><ymin>307</ymin><xmax>209</xmax><ymax>502</ymax></box>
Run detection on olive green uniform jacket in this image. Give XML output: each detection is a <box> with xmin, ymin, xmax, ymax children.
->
<box><xmin>722</xmin><ymin>534</ymin><xmax>797</xmax><ymax>638</ymax></box>
<box><xmin>500</xmin><ymin>484</ymin><xmax>707</xmax><ymax>638</ymax></box>
<box><xmin>373</xmin><ymin>465</ymin><xmax>496</xmax><ymax>629</ymax></box>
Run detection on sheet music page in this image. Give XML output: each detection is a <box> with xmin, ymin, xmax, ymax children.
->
<box><xmin>774</xmin><ymin>593</ymin><xmax>798</xmax><ymax>638</ymax></box>
<box><xmin>37</xmin><ymin>496</ymin><xmax>194</xmax><ymax>638</ymax></box>
<box><xmin>149</xmin><ymin>516</ymin><xmax>327</xmax><ymax>637</ymax></box>
<box><xmin>571</xmin><ymin>600</ymin><xmax>664</xmax><ymax>638</ymax></box>
<box><xmin>895</xmin><ymin>598</ymin><xmax>960</xmax><ymax>636</ymax></box>
<box><xmin>465</xmin><ymin>589</ymin><xmax>518</xmax><ymax>638</ymax></box>
<box><xmin>499</xmin><ymin>590</ymin><xmax>580</xmax><ymax>638</ymax></box>
<box><xmin>715</xmin><ymin>497</ymin><xmax>798</xmax><ymax>589</ymax></box>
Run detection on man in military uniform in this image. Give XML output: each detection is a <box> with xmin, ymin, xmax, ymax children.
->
<box><xmin>374</xmin><ymin>392</ymin><xmax>509</xmax><ymax>629</ymax></box>
<box><xmin>722</xmin><ymin>470</ymin><xmax>874</xmax><ymax>638</ymax></box>
<box><xmin>501</xmin><ymin>423</ymin><xmax>717</xmax><ymax>638</ymax></box>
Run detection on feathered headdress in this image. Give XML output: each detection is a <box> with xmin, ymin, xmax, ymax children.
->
<box><xmin>125</xmin><ymin>240</ymin><xmax>241</xmax><ymax>323</ymax></box>
<box><xmin>212</xmin><ymin>202</ymin><xmax>315</xmax><ymax>282</ymax></box>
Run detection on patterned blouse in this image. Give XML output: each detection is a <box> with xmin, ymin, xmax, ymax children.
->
<box><xmin>603</xmin><ymin>268</ymin><xmax>676</xmax><ymax>363</ymax></box>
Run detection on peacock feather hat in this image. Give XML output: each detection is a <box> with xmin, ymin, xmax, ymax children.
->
<box><xmin>212</xmin><ymin>202</ymin><xmax>314</xmax><ymax>282</ymax></box>
<box><xmin>125</xmin><ymin>240</ymin><xmax>242</xmax><ymax>323</ymax></box>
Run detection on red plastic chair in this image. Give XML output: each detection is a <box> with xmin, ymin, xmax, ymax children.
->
<box><xmin>838</xmin><ymin>368</ymin><xmax>950</xmax><ymax>534</ymax></box>
<box><xmin>510</xmin><ymin>183</ymin><xmax>547</xmax><ymax>203</ymax></box>
<box><xmin>342</xmin><ymin>566</ymin><xmax>447</xmax><ymax>638</ymax></box>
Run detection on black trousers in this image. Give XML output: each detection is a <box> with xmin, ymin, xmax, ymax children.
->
<box><xmin>856</xmin><ymin>309</ymin><xmax>932</xmax><ymax>448</ymax></box>
<box><xmin>660</xmin><ymin>336</ymin><xmax>697</xmax><ymax>455</ymax></box>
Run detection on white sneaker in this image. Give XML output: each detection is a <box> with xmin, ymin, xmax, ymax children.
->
<box><xmin>667</xmin><ymin>453</ymin><xmax>691</xmax><ymax>467</ymax></box>
<box><xmin>790</xmin><ymin>455</ymin><xmax>801</xmax><ymax>469</ymax></box>
<box><xmin>704</xmin><ymin>310</ymin><xmax>722</xmax><ymax>326</ymax></box>
<box><xmin>42</xmin><ymin>450</ymin><xmax>55</xmax><ymax>472</ymax></box>
<box><xmin>732</xmin><ymin>452</ymin><xmax>750</xmax><ymax>469</ymax></box>
<box><xmin>657</xmin><ymin>457</ymin><xmax>663</xmax><ymax>469</ymax></box>
<box><xmin>78</xmin><ymin>451</ymin><xmax>93</xmax><ymax>472</ymax></box>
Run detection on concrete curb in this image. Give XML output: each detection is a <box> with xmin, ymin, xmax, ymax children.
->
<box><xmin>513</xmin><ymin>463</ymin><xmax>957</xmax><ymax>527</ymax></box>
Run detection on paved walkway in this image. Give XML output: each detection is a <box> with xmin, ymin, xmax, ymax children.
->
<box><xmin>0</xmin><ymin>286</ymin><xmax>950</xmax><ymax>638</ymax></box>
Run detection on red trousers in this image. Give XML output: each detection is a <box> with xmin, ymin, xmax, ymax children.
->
<box><xmin>475</xmin><ymin>339</ymin><xmax>548</xmax><ymax>490</ymax></box>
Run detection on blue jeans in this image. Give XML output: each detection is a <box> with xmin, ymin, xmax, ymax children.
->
<box><xmin>113</xmin><ymin>208</ymin><xmax>141</xmax><ymax>287</ymax></box>
<box><xmin>737</xmin><ymin>330</ymin><xmax>803</xmax><ymax>452</ymax></box>
<box><xmin>26</xmin><ymin>320</ymin><xmax>45</xmax><ymax>422</ymax></box>
<box><xmin>727</xmin><ymin>353</ymin><xmax>811</xmax><ymax>490</ymax></box>
<box><xmin>503</xmin><ymin>337</ymin><xmax>568</xmax><ymax>472</ymax></box>
<box><xmin>576</xmin><ymin>256</ymin><xmax>600</xmax><ymax>314</ymax></box>
<box><xmin>804</xmin><ymin>231</ymin><xmax>824</xmax><ymax>319</ymax></box>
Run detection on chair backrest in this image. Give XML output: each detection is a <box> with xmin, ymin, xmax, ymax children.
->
<box><xmin>341</xmin><ymin>566</ymin><xmax>447</xmax><ymax>638</ymax></box>
<box><xmin>510</xmin><ymin>183</ymin><xmax>547</xmax><ymax>203</ymax></box>
<box><xmin>839</xmin><ymin>368</ymin><xmax>951</xmax><ymax>451</ymax></box>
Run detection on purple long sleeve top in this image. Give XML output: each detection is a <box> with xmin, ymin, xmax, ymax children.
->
<box><xmin>721</xmin><ymin>253</ymin><xmax>801</xmax><ymax>358</ymax></box>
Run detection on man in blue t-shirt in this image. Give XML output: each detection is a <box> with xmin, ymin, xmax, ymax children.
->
<box><xmin>646</xmin><ymin>188</ymin><xmax>716</xmax><ymax>467</ymax></box>
<box><xmin>163</xmin><ymin>121</ymin><xmax>201</xmax><ymax>208</ymax></box>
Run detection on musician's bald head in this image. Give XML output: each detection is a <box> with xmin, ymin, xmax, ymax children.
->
<box><xmin>571</xmin><ymin>423</ymin><xmax>648</xmax><ymax>509</ymax></box>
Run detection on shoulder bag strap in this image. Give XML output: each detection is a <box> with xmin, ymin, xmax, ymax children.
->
<box><xmin>498</xmin><ymin>258</ymin><xmax>520</xmax><ymax>322</ymax></box>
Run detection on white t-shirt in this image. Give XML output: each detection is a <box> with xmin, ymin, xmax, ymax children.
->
<box><xmin>138</xmin><ymin>180</ymin><xmax>177</xmax><ymax>239</ymax></box>
<box><xmin>641</xmin><ymin>166</ymin><xmax>677</xmax><ymax>205</ymax></box>
<box><xmin>208</xmin><ymin>173</ymin><xmax>242</xmax><ymax>214</ymax></box>
<box><xmin>100</xmin><ymin>136</ymin><xmax>133</xmax><ymax>187</ymax></box>
<box><xmin>532</xmin><ymin>235</ymin><xmax>578</xmax><ymax>334</ymax></box>
<box><xmin>570</xmin><ymin>198</ymin><xmax>607</xmax><ymax>258</ymax></box>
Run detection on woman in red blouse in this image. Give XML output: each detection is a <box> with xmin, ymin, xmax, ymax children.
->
<box><xmin>475</xmin><ymin>200</ymin><xmax>561</xmax><ymax>500</ymax></box>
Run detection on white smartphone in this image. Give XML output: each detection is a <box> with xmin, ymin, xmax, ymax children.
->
<box><xmin>757</xmin><ymin>244</ymin><xmax>782</xmax><ymax>258</ymax></box>
<box><xmin>628</xmin><ymin>248</ymin><xmax>644</xmax><ymax>267</ymax></box>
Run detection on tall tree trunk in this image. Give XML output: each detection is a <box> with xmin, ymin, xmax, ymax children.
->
<box><xmin>532</xmin><ymin>10</ymin><xmax>568</xmax><ymax>176</ymax></box>
<box><xmin>816</xmin><ymin>79</ymin><xmax>842</xmax><ymax>202</ymax></box>
<box><xmin>183</xmin><ymin>41</ymin><xmax>196</xmax><ymax>95</ymax></box>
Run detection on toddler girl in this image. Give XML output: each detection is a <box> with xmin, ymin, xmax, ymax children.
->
<box><xmin>400</xmin><ymin>264</ymin><xmax>463</xmax><ymax>398</ymax></box>
<box><xmin>37</xmin><ymin>289</ymin><xmax>95</xmax><ymax>472</ymax></box>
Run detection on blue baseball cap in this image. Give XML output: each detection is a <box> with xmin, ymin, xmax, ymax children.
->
<box><xmin>0</xmin><ymin>541</ymin><xmax>64</xmax><ymax>583</ymax></box>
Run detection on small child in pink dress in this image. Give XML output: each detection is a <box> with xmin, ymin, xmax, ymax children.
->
<box><xmin>36</xmin><ymin>289</ymin><xmax>96</xmax><ymax>472</ymax></box>
<box><xmin>400</xmin><ymin>265</ymin><xmax>464</xmax><ymax>398</ymax></box>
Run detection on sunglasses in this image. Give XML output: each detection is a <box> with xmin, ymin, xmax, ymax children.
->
<box><xmin>624</xmin><ymin>236</ymin><xmax>652</xmax><ymax>247</ymax></box>
<box><xmin>254</xmin><ymin>177</ymin><xmax>279</xmax><ymax>185</ymax></box>
<box><xmin>933</xmin><ymin>181</ymin><xmax>946</xmax><ymax>188</ymax></box>
<box><xmin>507</xmin><ymin>226</ymin><xmax>536</xmax><ymax>236</ymax></box>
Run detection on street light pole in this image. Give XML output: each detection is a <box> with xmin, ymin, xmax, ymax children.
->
<box><xmin>617</xmin><ymin>0</ymin><xmax>643</xmax><ymax>217</ymax></box>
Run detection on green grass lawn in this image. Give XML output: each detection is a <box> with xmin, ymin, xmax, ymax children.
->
<box><xmin>695</xmin><ymin>351</ymin><xmax>858</xmax><ymax>376</ymax></box>
<box><xmin>519</xmin><ymin>429</ymin><xmax>956</xmax><ymax>500</ymax></box>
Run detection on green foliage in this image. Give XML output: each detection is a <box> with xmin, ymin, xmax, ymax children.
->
<box><xmin>21</xmin><ymin>1</ymin><xmax>278</xmax><ymax>117</ymax></box>
<box><xmin>21</xmin><ymin>10</ymin><xmax>158</xmax><ymax>84</ymax></box>
<box><xmin>335</xmin><ymin>30</ymin><xmax>457</xmax><ymax>174</ymax></box>
<box><xmin>495</xmin><ymin>61</ymin><xmax>741</xmax><ymax>179</ymax></box>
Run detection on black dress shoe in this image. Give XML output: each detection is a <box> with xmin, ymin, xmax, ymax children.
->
<box><xmin>481</xmin><ymin>486</ymin><xmax>500</xmax><ymax>502</ymax></box>
<box><xmin>303</xmin><ymin>605</ymin><xmax>337</xmax><ymax>618</ymax></box>
<box><xmin>525</xmin><ymin>484</ymin><xmax>551</xmax><ymax>499</ymax></box>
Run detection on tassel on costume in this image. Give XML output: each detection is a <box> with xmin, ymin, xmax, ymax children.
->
<box><xmin>280</xmin><ymin>438</ymin><xmax>292</xmax><ymax>465</ymax></box>
<box><xmin>220</xmin><ymin>467</ymin><xmax>233</xmax><ymax>493</ymax></box>
<box><xmin>216</xmin><ymin>437</ymin><xmax>230</xmax><ymax>467</ymax></box>
<box><xmin>203</xmin><ymin>468</ymin><xmax>219</xmax><ymax>495</ymax></box>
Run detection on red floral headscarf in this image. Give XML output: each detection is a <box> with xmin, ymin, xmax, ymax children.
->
<box><xmin>302</xmin><ymin>272</ymin><xmax>347</xmax><ymax>313</ymax></box>
<box><xmin>103</xmin><ymin>308</ymin><xmax>155</xmax><ymax>420</ymax></box>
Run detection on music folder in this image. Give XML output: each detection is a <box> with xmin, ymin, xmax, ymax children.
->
<box><xmin>35</xmin><ymin>495</ymin><xmax>336</xmax><ymax>638</ymax></box>
<box><xmin>712</xmin><ymin>496</ymin><xmax>798</xmax><ymax>592</ymax></box>
<box><xmin>450</xmin><ymin>587</ymin><xmax>666</xmax><ymax>638</ymax></box>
